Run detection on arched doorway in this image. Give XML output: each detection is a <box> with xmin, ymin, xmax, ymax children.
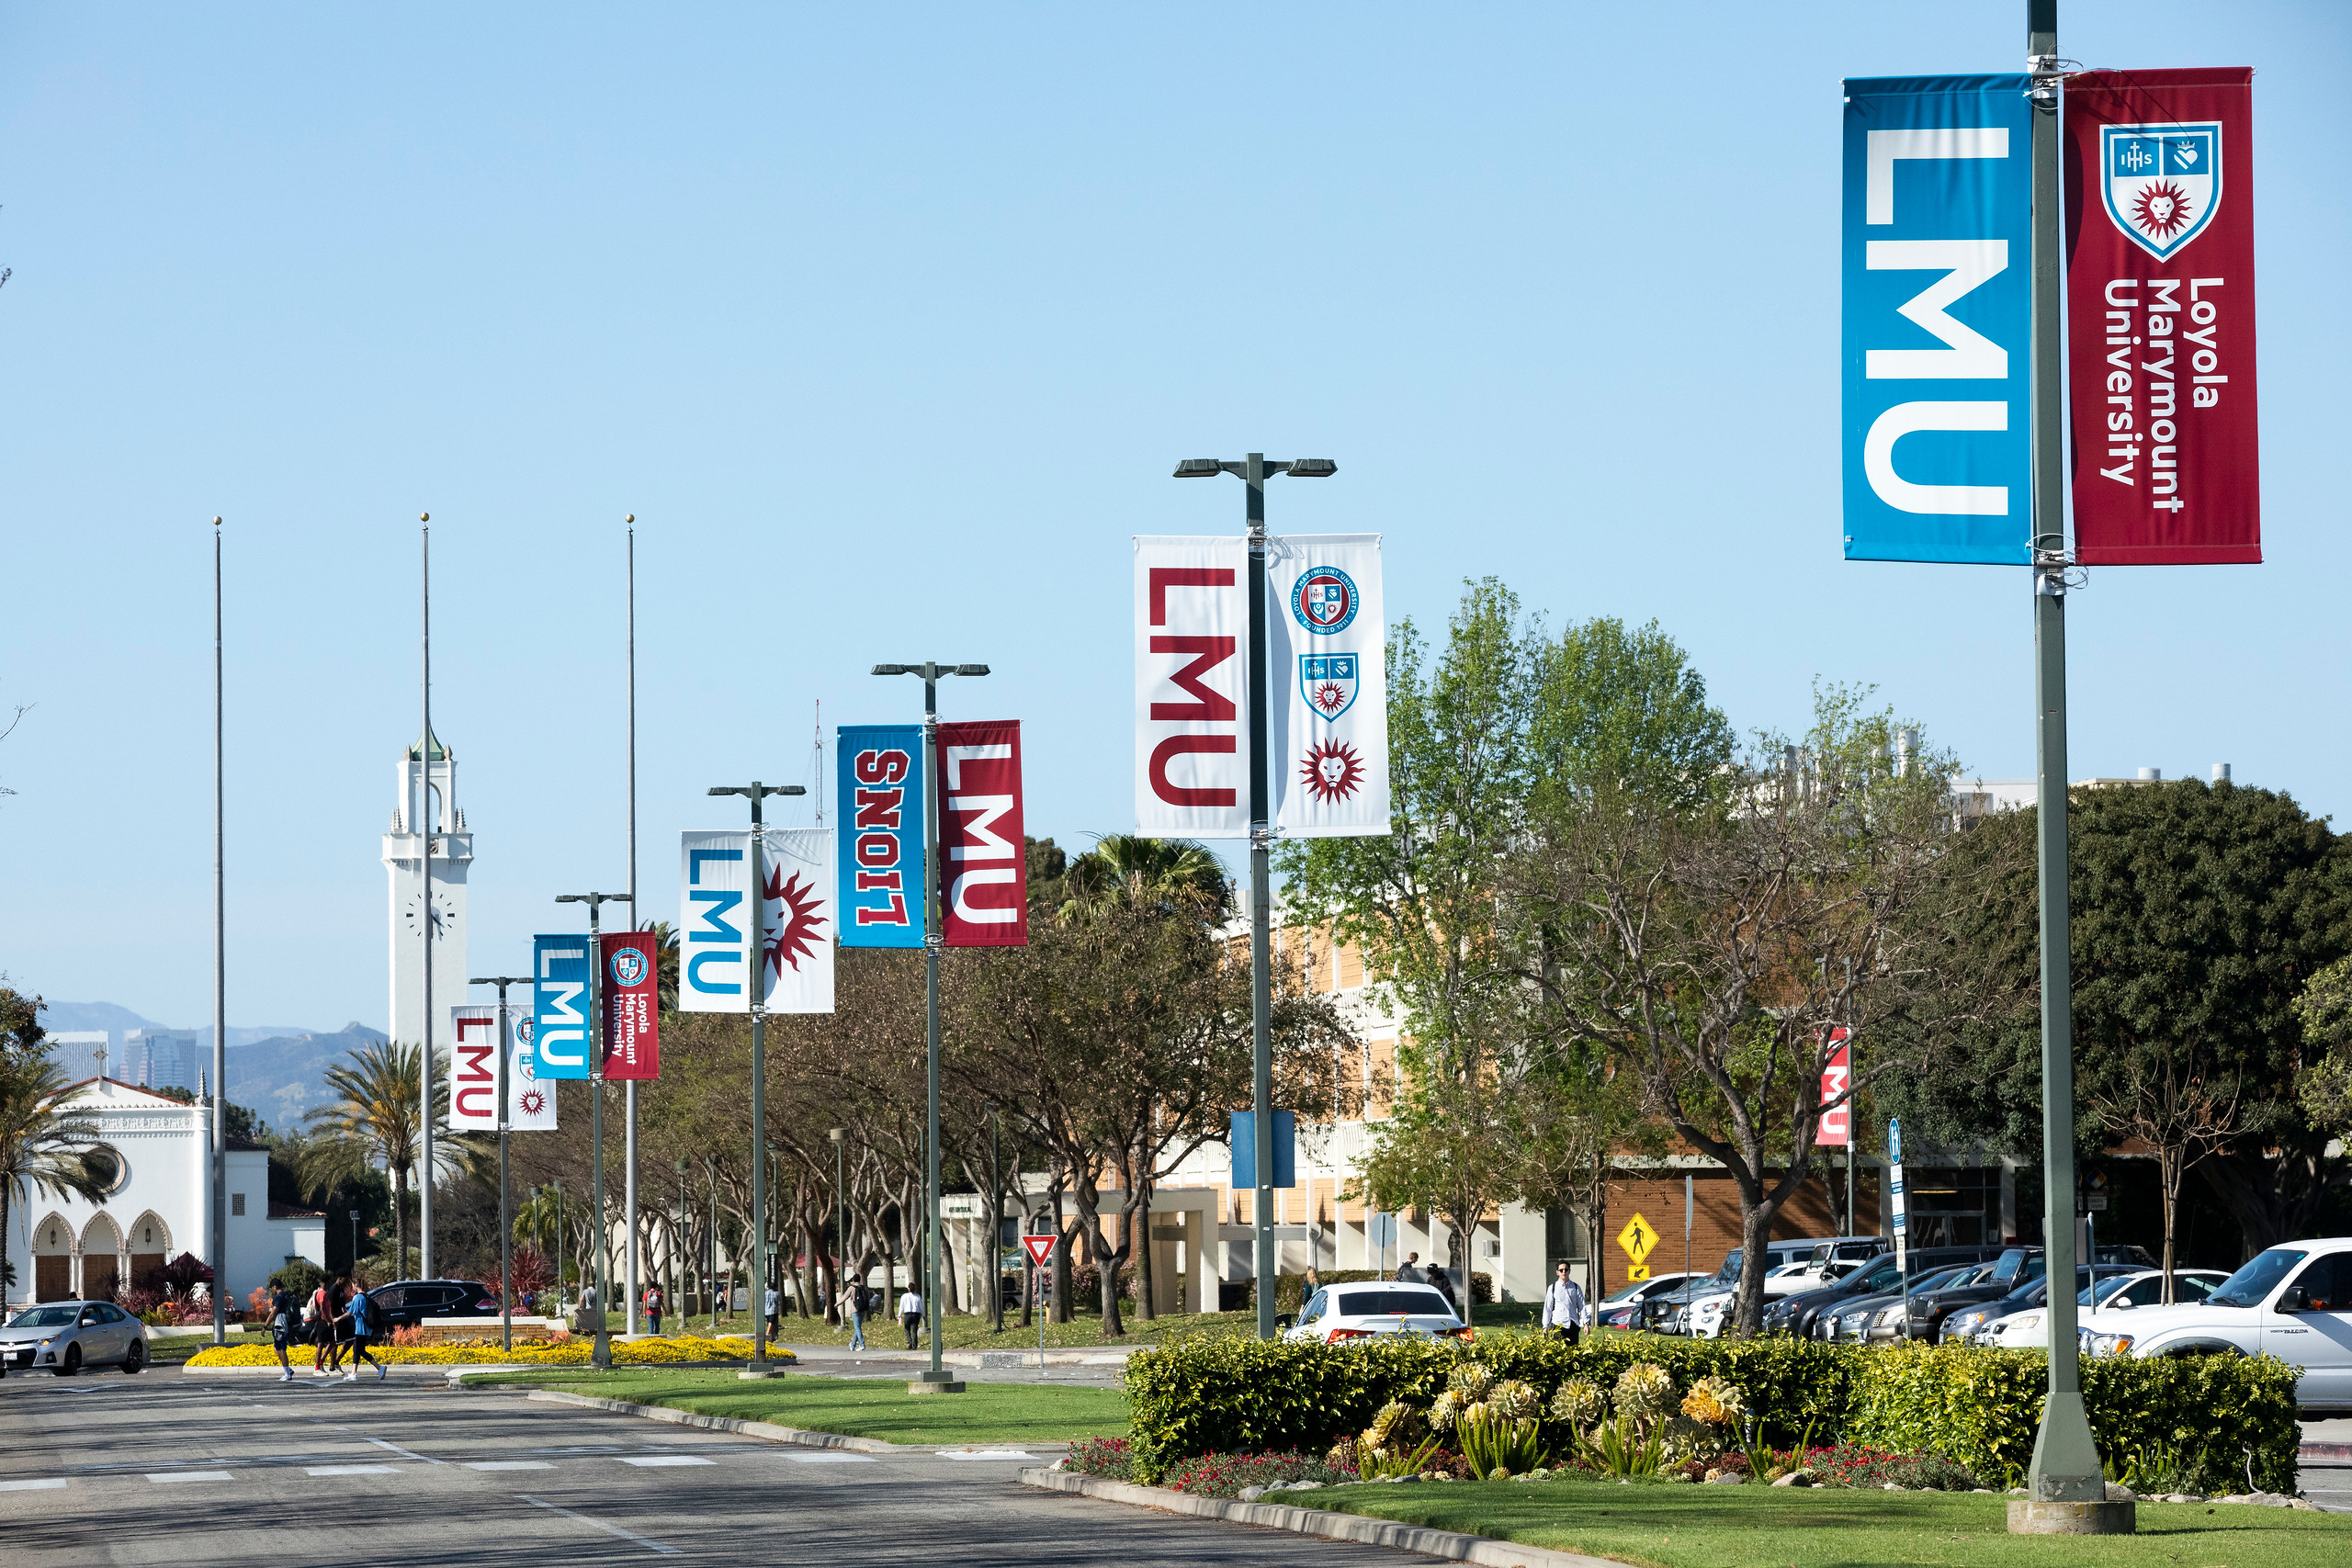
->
<box><xmin>81</xmin><ymin>1214</ymin><xmax>123</xmax><ymax>1302</ymax></box>
<box><xmin>128</xmin><ymin>1212</ymin><xmax>171</xmax><ymax>1294</ymax></box>
<box><xmin>32</xmin><ymin>1213</ymin><xmax>73</xmax><ymax>1302</ymax></box>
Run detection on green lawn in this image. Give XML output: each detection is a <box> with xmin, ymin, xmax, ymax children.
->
<box><xmin>470</xmin><ymin>1368</ymin><xmax>1127</xmax><ymax>1447</ymax></box>
<box><xmin>1283</xmin><ymin>1477</ymin><xmax>2352</xmax><ymax>1568</ymax></box>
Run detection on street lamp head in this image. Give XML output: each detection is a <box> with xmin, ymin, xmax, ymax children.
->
<box><xmin>871</xmin><ymin>663</ymin><xmax>909</xmax><ymax>676</ymax></box>
<box><xmin>829</xmin><ymin>1127</ymin><xmax>844</xmax><ymax>1145</ymax></box>
<box><xmin>1284</xmin><ymin>458</ymin><xmax>1338</xmax><ymax>478</ymax></box>
<box><xmin>954</xmin><ymin>664</ymin><xmax>989</xmax><ymax>677</ymax></box>
<box><xmin>1173</xmin><ymin>459</ymin><xmax>1223</xmax><ymax>479</ymax></box>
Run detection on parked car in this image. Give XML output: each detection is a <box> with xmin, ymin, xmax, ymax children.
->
<box><xmin>2084</xmin><ymin>1239</ymin><xmax>2352</xmax><ymax>1408</ymax></box>
<box><xmin>1283</xmin><ymin>1281</ymin><xmax>1471</xmax><ymax>1345</ymax></box>
<box><xmin>1650</xmin><ymin>1242</ymin><xmax>1823</xmax><ymax>1335</ymax></box>
<box><xmin>1591</xmin><ymin>1273</ymin><xmax>1702</xmax><ymax>1331</ymax></box>
<box><xmin>1901</xmin><ymin>1258</ymin><xmax>2035</xmax><ymax>1342</ymax></box>
<box><xmin>0</xmin><ymin>1300</ymin><xmax>148</xmax><ymax>1375</ymax></box>
<box><xmin>1822</xmin><ymin>1263</ymin><xmax>1984</xmax><ymax>1343</ymax></box>
<box><xmin>365</xmin><ymin>1278</ymin><xmax>501</xmax><ymax>1332</ymax></box>
<box><xmin>1946</xmin><ymin>1265</ymin><xmax>2138</xmax><ymax>1346</ymax></box>
<box><xmin>1981</xmin><ymin>1269</ymin><xmax>2229</xmax><ymax>1349</ymax></box>
<box><xmin>1764</xmin><ymin>1246</ymin><xmax>2007</xmax><ymax>1339</ymax></box>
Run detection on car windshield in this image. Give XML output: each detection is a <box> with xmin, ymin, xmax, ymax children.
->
<box><xmin>1335</xmin><ymin>1290</ymin><xmax>1454</xmax><ymax>1318</ymax></box>
<box><xmin>7</xmin><ymin>1306</ymin><xmax>80</xmax><ymax>1328</ymax></box>
<box><xmin>1704</xmin><ymin>1250</ymin><xmax>1745</xmax><ymax>1288</ymax></box>
<box><xmin>1599</xmin><ymin>1279</ymin><xmax>1654</xmax><ymax>1303</ymax></box>
<box><xmin>2208</xmin><ymin>1248</ymin><xmax>2308</xmax><ymax>1309</ymax></box>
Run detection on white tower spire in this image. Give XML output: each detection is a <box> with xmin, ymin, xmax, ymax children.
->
<box><xmin>385</xmin><ymin>728</ymin><xmax>471</xmax><ymax>1052</ymax></box>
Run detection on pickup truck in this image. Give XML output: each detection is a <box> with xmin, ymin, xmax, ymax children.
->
<box><xmin>2085</xmin><ymin>1237</ymin><xmax>2352</xmax><ymax>1410</ymax></box>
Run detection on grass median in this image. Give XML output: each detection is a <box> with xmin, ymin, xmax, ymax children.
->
<box><xmin>469</xmin><ymin>1367</ymin><xmax>1127</xmax><ymax>1448</ymax></box>
<box><xmin>1280</xmin><ymin>1476</ymin><xmax>2352</xmax><ymax>1568</ymax></box>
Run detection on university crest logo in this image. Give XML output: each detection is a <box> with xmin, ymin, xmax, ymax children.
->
<box><xmin>2102</xmin><ymin>123</ymin><xmax>2222</xmax><ymax>261</ymax></box>
<box><xmin>1289</xmin><ymin>566</ymin><xmax>1359</xmax><ymax>635</ymax></box>
<box><xmin>609</xmin><ymin>946</ymin><xmax>648</xmax><ymax>988</ymax></box>
<box><xmin>1300</xmin><ymin>654</ymin><xmax>1358</xmax><ymax>721</ymax></box>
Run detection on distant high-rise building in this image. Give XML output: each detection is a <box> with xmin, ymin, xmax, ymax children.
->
<box><xmin>124</xmin><ymin>1029</ymin><xmax>198</xmax><ymax>1091</ymax></box>
<box><xmin>50</xmin><ymin>1031</ymin><xmax>110</xmax><ymax>1082</ymax></box>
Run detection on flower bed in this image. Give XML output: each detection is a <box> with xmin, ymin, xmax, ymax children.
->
<box><xmin>186</xmin><ymin>1334</ymin><xmax>789</xmax><ymax>1368</ymax></box>
<box><xmin>1161</xmin><ymin>1449</ymin><xmax>1359</xmax><ymax>1499</ymax></box>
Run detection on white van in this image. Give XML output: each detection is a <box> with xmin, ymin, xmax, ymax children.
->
<box><xmin>2084</xmin><ymin>1237</ymin><xmax>2352</xmax><ymax>1409</ymax></box>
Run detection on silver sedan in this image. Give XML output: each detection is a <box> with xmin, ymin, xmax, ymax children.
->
<box><xmin>1</xmin><ymin>1300</ymin><xmax>149</xmax><ymax>1375</ymax></box>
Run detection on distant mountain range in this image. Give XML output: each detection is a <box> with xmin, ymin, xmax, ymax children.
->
<box><xmin>38</xmin><ymin>1000</ymin><xmax>388</xmax><ymax>1134</ymax></box>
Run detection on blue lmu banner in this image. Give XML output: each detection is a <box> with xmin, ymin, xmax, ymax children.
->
<box><xmin>1842</xmin><ymin>75</ymin><xmax>2032</xmax><ymax>564</ymax></box>
<box><xmin>531</xmin><ymin>933</ymin><xmax>592</xmax><ymax>1080</ymax></box>
<box><xmin>837</xmin><ymin>723</ymin><xmax>925</xmax><ymax>948</ymax></box>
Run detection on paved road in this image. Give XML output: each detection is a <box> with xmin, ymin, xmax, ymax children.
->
<box><xmin>0</xmin><ymin>1368</ymin><xmax>1429</xmax><ymax>1566</ymax></box>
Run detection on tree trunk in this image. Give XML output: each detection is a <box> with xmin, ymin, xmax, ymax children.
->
<box><xmin>1135</xmin><ymin>1181</ymin><xmax>1158</xmax><ymax>1321</ymax></box>
<box><xmin>393</xmin><ymin>1165</ymin><xmax>411</xmax><ymax>1276</ymax></box>
<box><xmin>1051</xmin><ymin>1182</ymin><xmax>1073</xmax><ymax>1324</ymax></box>
<box><xmin>2158</xmin><ymin>1145</ymin><xmax>2183</xmax><ymax>1304</ymax></box>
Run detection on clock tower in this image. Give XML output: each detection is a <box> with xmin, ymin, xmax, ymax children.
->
<box><xmin>384</xmin><ymin>728</ymin><xmax>471</xmax><ymax>1050</ymax></box>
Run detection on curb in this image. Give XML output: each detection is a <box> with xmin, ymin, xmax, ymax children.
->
<box><xmin>514</xmin><ymin>1388</ymin><xmax>910</xmax><ymax>1453</ymax></box>
<box><xmin>1018</xmin><ymin>1468</ymin><xmax>1629</xmax><ymax>1568</ymax></box>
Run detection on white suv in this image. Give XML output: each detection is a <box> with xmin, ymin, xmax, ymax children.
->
<box><xmin>2085</xmin><ymin>1237</ymin><xmax>2352</xmax><ymax>1409</ymax></box>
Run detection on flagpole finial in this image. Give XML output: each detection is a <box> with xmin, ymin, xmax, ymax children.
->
<box><xmin>211</xmin><ymin>515</ymin><xmax>221</xmax><ymax>526</ymax></box>
<box><xmin>420</xmin><ymin>513</ymin><xmax>430</xmax><ymax>523</ymax></box>
<box><xmin>625</xmin><ymin>513</ymin><xmax>635</xmax><ymax>524</ymax></box>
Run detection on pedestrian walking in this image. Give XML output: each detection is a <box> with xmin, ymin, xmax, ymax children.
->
<box><xmin>1394</xmin><ymin>1252</ymin><xmax>1422</xmax><ymax>1285</ymax></box>
<box><xmin>343</xmin><ymin>1284</ymin><xmax>385</xmax><ymax>1382</ymax></box>
<box><xmin>574</xmin><ymin>1281</ymin><xmax>599</xmax><ymax>1337</ymax></box>
<box><xmin>1542</xmin><ymin>1261</ymin><xmax>1588</xmax><ymax>1347</ymax></box>
<box><xmin>268</xmin><ymin>1282</ymin><xmax>299</xmax><ymax>1381</ymax></box>
<box><xmin>835</xmin><ymin>1277</ymin><xmax>866</xmax><ymax>1350</ymax></box>
<box><xmin>642</xmin><ymin>1284</ymin><xmax>663</xmax><ymax>1337</ymax></box>
<box><xmin>898</xmin><ymin>1286</ymin><xmax>923</xmax><ymax>1349</ymax></box>
<box><xmin>309</xmin><ymin>1277</ymin><xmax>341</xmax><ymax>1374</ymax></box>
<box><xmin>764</xmin><ymin>1285</ymin><xmax>780</xmax><ymax>1339</ymax></box>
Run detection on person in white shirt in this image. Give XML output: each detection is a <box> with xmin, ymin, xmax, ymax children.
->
<box><xmin>764</xmin><ymin>1286</ymin><xmax>780</xmax><ymax>1338</ymax></box>
<box><xmin>899</xmin><ymin>1288</ymin><xmax>924</xmax><ymax>1349</ymax></box>
<box><xmin>1542</xmin><ymin>1261</ymin><xmax>1588</xmax><ymax>1346</ymax></box>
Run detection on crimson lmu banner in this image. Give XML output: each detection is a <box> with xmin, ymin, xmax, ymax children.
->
<box><xmin>448</xmin><ymin>1005</ymin><xmax>501</xmax><ymax>1130</ymax></box>
<box><xmin>1135</xmin><ymin>536</ymin><xmax>1249</xmax><ymax>838</ymax></box>
<box><xmin>599</xmin><ymin>931</ymin><xmax>661</xmax><ymax>1080</ymax></box>
<box><xmin>2065</xmin><ymin>68</ymin><xmax>2259</xmax><ymax>564</ymax></box>
<box><xmin>938</xmin><ymin>718</ymin><xmax>1028</xmax><ymax>946</ymax></box>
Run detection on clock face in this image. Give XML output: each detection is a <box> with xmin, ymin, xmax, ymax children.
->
<box><xmin>401</xmin><ymin>891</ymin><xmax>455</xmax><ymax>937</ymax></box>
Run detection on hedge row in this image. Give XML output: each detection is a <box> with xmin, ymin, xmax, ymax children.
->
<box><xmin>1120</xmin><ymin>1336</ymin><xmax>2300</xmax><ymax>1492</ymax></box>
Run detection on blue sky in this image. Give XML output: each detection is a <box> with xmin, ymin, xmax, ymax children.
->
<box><xmin>4</xmin><ymin>3</ymin><xmax>2346</xmax><ymax>1033</ymax></box>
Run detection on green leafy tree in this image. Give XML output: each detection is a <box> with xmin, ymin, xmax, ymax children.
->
<box><xmin>300</xmin><ymin>1041</ymin><xmax>482</xmax><ymax>1278</ymax></box>
<box><xmin>2296</xmin><ymin>955</ymin><xmax>2352</xmax><ymax>1144</ymax></box>
<box><xmin>0</xmin><ymin>1035</ymin><xmax>107</xmax><ymax>1295</ymax></box>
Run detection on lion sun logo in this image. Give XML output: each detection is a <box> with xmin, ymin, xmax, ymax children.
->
<box><xmin>1311</xmin><ymin>680</ymin><xmax>1350</xmax><ymax>718</ymax></box>
<box><xmin>519</xmin><ymin>1088</ymin><xmax>548</xmax><ymax>1117</ymax></box>
<box><xmin>764</xmin><ymin>866</ymin><xmax>829</xmax><ymax>977</ymax></box>
<box><xmin>2131</xmin><ymin>179</ymin><xmax>2193</xmax><ymax>240</ymax></box>
<box><xmin>1301</xmin><ymin>738</ymin><xmax>1366</xmax><ymax>804</ymax></box>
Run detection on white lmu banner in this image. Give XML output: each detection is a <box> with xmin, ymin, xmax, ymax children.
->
<box><xmin>680</xmin><ymin>829</ymin><xmax>836</xmax><ymax>1013</ymax></box>
<box><xmin>1264</xmin><ymin>533</ymin><xmax>1388</xmax><ymax>837</ymax></box>
<box><xmin>447</xmin><ymin>1004</ymin><xmax>557</xmax><ymax>1131</ymax></box>
<box><xmin>1134</xmin><ymin>536</ymin><xmax>1250</xmax><ymax>838</ymax></box>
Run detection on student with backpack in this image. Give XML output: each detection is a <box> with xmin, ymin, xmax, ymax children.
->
<box><xmin>642</xmin><ymin>1284</ymin><xmax>663</xmax><ymax>1336</ymax></box>
<box><xmin>269</xmin><ymin>1282</ymin><xmax>300</xmax><ymax>1381</ymax></box>
<box><xmin>341</xmin><ymin>1283</ymin><xmax>384</xmax><ymax>1381</ymax></box>
<box><xmin>835</xmin><ymin>1277</ymin><xmax>865</xmax><ymax>1350</ymax></box>
<box><xmin>310</xmin><ymin>1278</ymin><xmax>342</xmax><ymax>1374</ymax></box>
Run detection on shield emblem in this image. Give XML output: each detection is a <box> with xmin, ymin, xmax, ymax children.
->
<box><xmin>1299</xmin><ymin>653</ymin><xmax>1358</xmax><ymax>722</ymax></box>
<box><xmin>2101</xmin><ymin>123</ymin><xmax>2221</xmax><ymax>261</ymax></box>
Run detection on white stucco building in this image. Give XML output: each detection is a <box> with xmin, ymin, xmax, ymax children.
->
<box><xmin>5</xmin><ymin>1073</ymin><xmax>324</xmax><ymax>1311</ymax></box>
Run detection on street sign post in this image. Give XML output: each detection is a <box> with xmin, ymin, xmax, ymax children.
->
<box><xmin>1022</xmin><ymin>1235</ymin><xmax>1058</xmax><ymax>1367</ymax></box>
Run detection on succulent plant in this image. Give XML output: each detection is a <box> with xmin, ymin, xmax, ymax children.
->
<box><xmin>1549</xmin><ymin>1377</ymin><xmax>1607</xmax><ymax>1427</ymax></box>
<box><xmin>1613</xmin><ymin>1361</ymin><xmax>1678</xmax><ymax>1425</ymax></box>
<box><xmin>1446</xmin><ymin>1362</ymin><xmax>1496</xmax><ymax>1401</ymax></box>
<box><xmin>1487</xmin><ymin>1378</ymin><xmax>1538</xmax><ymax>1421</ymax></box>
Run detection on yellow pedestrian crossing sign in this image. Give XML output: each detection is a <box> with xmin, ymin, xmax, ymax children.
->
<box><xmin>1617</xmin><ymin>1213</ymin><xmax>1659</xmax><ymax>1280</ymax></box>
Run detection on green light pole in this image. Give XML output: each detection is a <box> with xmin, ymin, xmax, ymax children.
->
<box><xmin>707</xmin><ymin>782</ymin><xmax>804</xmax><ymax>1376</ymax></box>
<box><xmin>2015</xmin><ymin>0</ymin><xmax>2114</xmax><ymax>1531</ymax></box>
<box><xmin>872</xmin><ymin>660</ymin><xmax>988</xmax><ymax>1392</ymax></box>
<box><xmin>1171</xmin><ymin>453</ymin><xmax>1336</xmax><ymax>1340</ymax></box>
<box><xmin>555</xmin><ymin>889</ymin><xmax>632</xmax><ymax>1370</ymax></box>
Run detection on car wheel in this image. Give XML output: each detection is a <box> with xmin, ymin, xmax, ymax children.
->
<box><xmin>122</xmin><ymin>1338</ymin><xmax>145</xmax><ymax>1374</ymax></box>
<box><xmin>57</xmin><ymin>1344</ymin><xmax>82</xmax><ymax>1377</ymax></box>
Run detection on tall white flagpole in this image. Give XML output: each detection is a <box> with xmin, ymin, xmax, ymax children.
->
<box><xmin>419</xmin><ymin>514</ymin><xmax>435</xmax><ymax>1282</ymax></box>
<box><xmin>210</xmin><ymin>517</ymin><xmax>227</xmax><ymax>1345</ymax></box>
<box><xmin>625</xmin><ymin>515</ymin><xmax>640</xmax><ymax>1334</ymax></box>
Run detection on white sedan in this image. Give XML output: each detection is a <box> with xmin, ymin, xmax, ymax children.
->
<box><xmin>1284</xmin><ymin>1281</ymin><xmax>1472</xmax><ymax>1344</ymax></box>
<box><xmin>1982</xmin><ymin>1269</ymin><xmax>2230</xmax><ymax>1349</ymax></box>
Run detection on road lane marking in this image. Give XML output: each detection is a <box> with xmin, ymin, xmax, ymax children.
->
<box><xmin>305</xmin><ymin>1464</ymin><xmax>399</xmax><ymax>1475</ymax></box>
<box><xmin>365</xmin><ymin>1437</ymin><xmax>444</xmax><ymax>1464</ymax></box>
<box><xmin>465</xmin><ymin>1461</ymin><xmax>556</xmax><ymax>1471</ymax></box>
<box><xmin>935</xmin><ymin>1450</ymin><xmax>1034</xmax><ymax>1460</ymax></box>
<box><xmin>0</xmin><ymin>1479</ymin><xmax>68</xmax><ymax>1492</ymax></box>
<box><xmin>617</xmin><ymin>1455</ymin><xmax>714</xmax><ymax>1467</ymax></box>
<box><xmin>519</xmin><ymin>1495</ymin><xmax>681</xmax><ymax>1555</ymax></box>
<box><xmin>147</xmin><ymin>1472</ymin><xmax>233</xmax><ymax>1483</ymax></box>
<box><xmin>782</xmin><ymin>1453</ymin><xmax>874</xmax><ymax>1464</ymax></box>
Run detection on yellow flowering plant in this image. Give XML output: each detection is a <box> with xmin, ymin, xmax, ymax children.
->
<box><xmin>187</xmin><ymin>1334</ymin><xmax>790</xmax><ymax>1368</ymax></box>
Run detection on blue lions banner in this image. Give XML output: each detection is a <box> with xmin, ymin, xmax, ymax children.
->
<box><xmin>837</xmin><ymin>723</ymin><xmax>925</xmax><ymax>947</ymax></box>
<box><xmin>1841</xmin><ymin>75</ymin><xmax>2033</xmax><ymax>564</ymax></box>
<box><xmin>531</xmin><ymin>933</ymin><xmax>592</xmax><ymax>1081</ymax></box>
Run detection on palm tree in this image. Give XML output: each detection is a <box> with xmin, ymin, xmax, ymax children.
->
<box><xmin>300</xmin><ymin>1041</ymin><xmax>481</xmax><ymax>1276</ymax></box>
<box><xmin>0</xmin><ymin>1052</ymin><xmax>106</xmax><ymax>1297</ymax></box>
<box><xmin>1058</xmin><ymin>834</ymin><xmax>1231</xmax><ymax>923</ymax></box>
